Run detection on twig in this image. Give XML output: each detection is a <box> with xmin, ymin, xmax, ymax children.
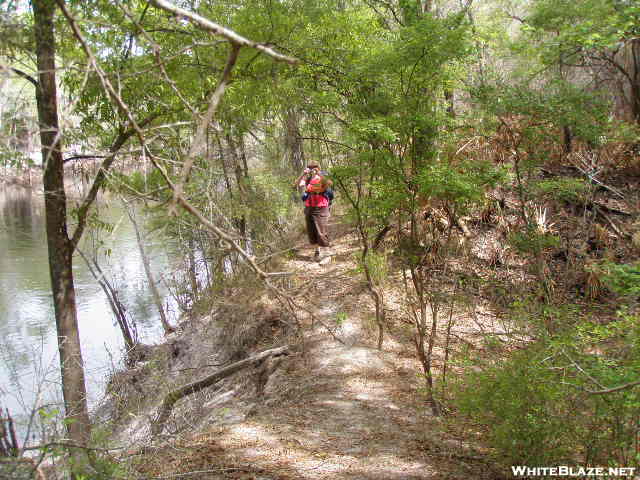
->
<box><xmin>299</xmin><ymin>136</ymin><xmax>357</xmax><ymax>151</ymax></box>
<box><xmin>21</xmin><ymin>442</ymin><xmax>124</xmax><ymax>453</ymax></box>
<box><xmin>63</xmin><ymin>154</ymin><xmax>107</xmax><ymax>163</ymax></box>
<box><xmin>0</xmin><ymin>64</ymin><xmax>38</xmax><ymax>87</ymax></box>
<box><xmin>562</xmin><ymin>350</ymin><xmax>606</xmax><ymax>390</ymax></box>
<box><xmin>596</xmin><ymin>206</ymin><xmax>629</xmax><ymax>238</ymax></box>
<box><xmin>172</xmin><ymin>43</ymin><xmax>240</xmax><ymax>211</ymax></box>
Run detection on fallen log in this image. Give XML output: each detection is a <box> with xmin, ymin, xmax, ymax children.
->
<box><xmin>151</xmin><ymin>345</ymin><xmax>290</xmax><ymax>435</ymax></box>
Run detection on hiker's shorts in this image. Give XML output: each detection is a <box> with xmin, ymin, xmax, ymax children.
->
<box><xmin>304</xmin><ymin>206</ymin><xmax>331</xmax><ymax>247</ymax></box>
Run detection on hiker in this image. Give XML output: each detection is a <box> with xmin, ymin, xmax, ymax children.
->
<box><xmin>295</xmin><ymin>164</ymin><xmax>333</xmax><ymax>261</ymax></box>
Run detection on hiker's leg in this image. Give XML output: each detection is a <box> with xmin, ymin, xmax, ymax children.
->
<box><xmin>304</xmin><ymin>207</ymin><xmax>319</xmax><ymax>245</ymax></box>
<box><xmin>313</xmin><ymin>207</ymin><xmax>331</xmax><ymax>247</ymax></box>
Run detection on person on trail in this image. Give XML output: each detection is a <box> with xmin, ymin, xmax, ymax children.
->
<box><xmin>294</xmin><ymin>163</ymin><xmax>333</xmax><ymax>261</ymax></box>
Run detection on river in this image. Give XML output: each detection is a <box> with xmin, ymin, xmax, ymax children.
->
<box><xmin>0</xmin><ymin>184</ymin><xmax>177</xmax><ymax>431</ymax></box>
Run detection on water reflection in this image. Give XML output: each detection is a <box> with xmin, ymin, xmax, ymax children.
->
<box><xmin>0</xmin><ymin>184</ymin><xmax>173</xmax><ymax>427</ymax></box>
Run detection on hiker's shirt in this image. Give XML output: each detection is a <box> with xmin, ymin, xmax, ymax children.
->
<box><xmin>304</xmin><ymin>175</ymin><xmax>329</xmax><ymax>208</ymax></box>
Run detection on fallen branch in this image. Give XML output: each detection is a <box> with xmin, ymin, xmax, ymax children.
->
<box><xmin>592</xmin><ymin>200</ymin><xmax>631</xmax><ymax>217</ymax></box>
<box><xmin>151</xmin><ymin>346</ymin><xmax>290</xmax><ymax>435</ymax></box>
<box><xmin>595</xmin><ymin>207</ymin><xmax>630</xmax><ymax>238</ymax></box>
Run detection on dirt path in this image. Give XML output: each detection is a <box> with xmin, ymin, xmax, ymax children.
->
<box><xmin>142</xmin><ymin>217</ymin><xmax>499</xmax><ymax>479</ymax></box>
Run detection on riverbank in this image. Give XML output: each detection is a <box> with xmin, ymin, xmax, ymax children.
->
<box><xmin>0</xmin><ymin>184</ymin><xmax>173</xmax><ymax>430</ymax></box>
<box><xmin>97</xmin><ymin>214</ymin><xmax>503</xmax><ymax>479</ymax></box>
<box><xmin>94</xmin><ymin>159</ymin><xmax>640</xmax><ymax>478</ymax></box>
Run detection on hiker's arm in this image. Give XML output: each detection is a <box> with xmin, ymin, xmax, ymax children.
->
<box><xmin>293</xmin><ymin>169</ymin><xmax>310</xmax><ymax>189</ymax></box>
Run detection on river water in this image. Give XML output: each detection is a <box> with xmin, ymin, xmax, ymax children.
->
<box><xmin>0</xmin><ymin>184</ymin><xmax>176</xmax><ymax>428</ymax></box>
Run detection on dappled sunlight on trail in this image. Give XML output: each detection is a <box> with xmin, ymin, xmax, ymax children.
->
<box><xmin>152</xmin><ymin>216</ymin><xmax>500</xmax><ymax>479</ymax></box>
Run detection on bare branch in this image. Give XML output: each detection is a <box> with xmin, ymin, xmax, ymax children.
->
<box><xmin>70</xmin><ymin>114</ymin><xmax>159</xmax><ymax>250</ymax></box>
<box><xmin>562</xmin><ymin>350</ymin><xmax>606</xmax><ymax>390</ymax></box>
<box><xmin>63</xmin><ymin>154</ymin><xmax>107</xmax><ymax>163</ymax></box>
<box><xmin>172</xmin><ymin>43</ymin><xmax>240</xmax><ymax>210</ymax></box>
<box><xmin>588</xmin><ymin>380</ymin><xmax>640</xmax><ymax>396</ymax></box>
<box><xmin>148</xmin><ymin>0</ymin><xmax>299</xmax><ymax>64</ymax></box>
<box><xmin>0</xmin><ymin>65</ymin><xmax>38</xmax><ymax>87</ymax></box>
<box><xmin>300</xmin><ymin>136</ymin><xmax>357</xmax><ymax>151</ymax></box>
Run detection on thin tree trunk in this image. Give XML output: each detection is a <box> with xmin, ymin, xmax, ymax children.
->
<box><xmin>563</xmin><ymin>126</ymin><xmax>573</xmax><ymax>154</ymax></box>
<box><xmin>187</xmin><ymin>237</ymin><xmax>199</xmax><ymax>298</ymax></box>
<box><xmin>125</xmin><ymin>203</ymin><xmax>174</xmax><ymax>335</ymax></box>
<box><xmin>283</xmin><ymin>108</ymin><xmax>304</xmax><ymax>172</ymax></box>
<box><xmin>216</xmin><ymin>133</ymin><xmax>233</xmax><ymax>197</ymax></box>
<box><xmin>227</xmin><ymin>133</ymin><xmax>248</xmax><ymax>237</ymax></box>
<box><xmin>360</xmin><ymin>241</ymin><xmax>385</xmax><ymax>350</ymax></box>
<box><xmin>77</xmin><ymin>248</ymin><xmax>137</xmax><ymax>355</ymax></box>
<box><xmin>444</xmin><ymin>89</ymin><xmax>455</xmax><ymax>117</ymax></box>
<box><xmin>629</xmin><ymin>39</ymin><xmax>640</xmax><ymax>125</ymax></box>
<box><xmin>32</xmin><ymin>0</ymin><xmax>91</xmax><ymax>469</ymax></box>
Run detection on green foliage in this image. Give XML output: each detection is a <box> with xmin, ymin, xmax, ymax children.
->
<box><xmin>335</xmin><ymin>311</ymin><xmax>348</xmax><ymax>326</ymax></box>
<box><xmin>509</xmin><ymin>228</ymin><xmax>560</xmax><ymax>255</ymax></box>
<box><xmin>109</xmin><ymin>169</ymin><xmax>168</xmax><ymax>197</ymax></box>
<box><xmin>456</xmin><ymin>307</ymin><xmax>640</xmax><ymax>466</ymax></box>
<box><xmin>417</xmin><ymin>159</ymin><xmax>506</xmax><ymax>209</ymax></box>
<box><xmin>522</xmin><ymin>0</ymin><xmax>640</xmax><ymax>66</ymax></box>
<box><xmin>473</xmin><ymin>80</ymin><xmax>613</xmax><ymax>145</ymax></box>
<box><xmin>456</xmin><ymin>345</ymin><xmax>575</xmax><ymax>465</ymax></box>
<box><xmin>602</xmin><ymin>262</ymin><xmax>640</xmax><ymax>298</ymax></box>
<box><xmin>534</xmin><ymin>177</ymin><xmax>590</xmax><ymax>203</ymax></box>
<box><xmin>354</xmin><ymin>250</ymin><xmax>389</xmax><ymax>286</ymax></box>
<box><xmin>0</xmin><ymin>148</ymin><xmax>34</xmax><ymax>170</ymax></box>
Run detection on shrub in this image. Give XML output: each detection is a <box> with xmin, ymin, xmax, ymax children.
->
<box><xmin>455</xmin><ymin>310</ymin><xmax>640</xmax><ymax>468</ymax></box>
<box><xmin>534</xmin><ymin>177</ymin><xmax>589</xmax><ymax>203</ymax></box>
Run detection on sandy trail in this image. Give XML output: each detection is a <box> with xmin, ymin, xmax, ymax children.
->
<box><xmin>142</xmin><ymin>217</ymin><xmax>499</xmax><ymax>479</ymax></box>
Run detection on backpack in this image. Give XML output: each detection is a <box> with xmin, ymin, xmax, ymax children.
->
<box><xmin>302</xmin><ymin>171</ymin><xmax>334</xmax><ymax>204</ymax></box>
<box><xmin>305</xmin><ymin>171</ymin><xmax>332</xmax><ymax>193</ymax></box>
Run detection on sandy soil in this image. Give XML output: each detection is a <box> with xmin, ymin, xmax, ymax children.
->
<box><xmin>133</xmin><ymin>215</ymin><xmax>503</xmax><ymax>480</ymax></box>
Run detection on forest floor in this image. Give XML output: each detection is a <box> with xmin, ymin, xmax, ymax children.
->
<box><xmin>129</xmin><ymin>214</ymin><xmax>505</xmax><ymax>480</ymax></box>
<box><xmin>117</xmin><ymin>158</ymin><xmax>640</xmax><ymax>480</ymax></box>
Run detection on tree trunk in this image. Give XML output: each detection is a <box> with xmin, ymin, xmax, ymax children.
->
<box><xmin>444</xmin><ymin>89</ymin><xmax>455</xmax><ymax>117</ymax></box>
<box><xmin>283</xmin><ymin>108</ymin><xmax>305</xmax><ymax>172</ymax></box>
<box><xmin>227</xmin><ymin>133</ymin><xmax>248</xmax><ymax>238</ymax></box>
<box><xmin>32</xmin><ymin>0</ymin><xmax>91</xmax><ymax>467</ymax></box>
<box><xmin>629</xmin><ymin>39</ymin><xmax>640</xmax><ymax>125</ymax></box>
<box><xmin>563</xmin><ymin>125</ymin><xmax>573</xmax><ymax>154</ymax></box>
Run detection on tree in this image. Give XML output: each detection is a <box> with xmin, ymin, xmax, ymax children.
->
<box><xmin>32</xmin><ymin>0</ymin><xmax>91</xmax><ymax>470</ymax></box>
<box><xmin>513</xmin><ymin>0</ymin><xmax>640</xmax><ymax>126</ymax></box>
<box><xmin>24</xmin><ymin>1</ymin><xmax>161</xmax><ymax>471</ymax></box>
